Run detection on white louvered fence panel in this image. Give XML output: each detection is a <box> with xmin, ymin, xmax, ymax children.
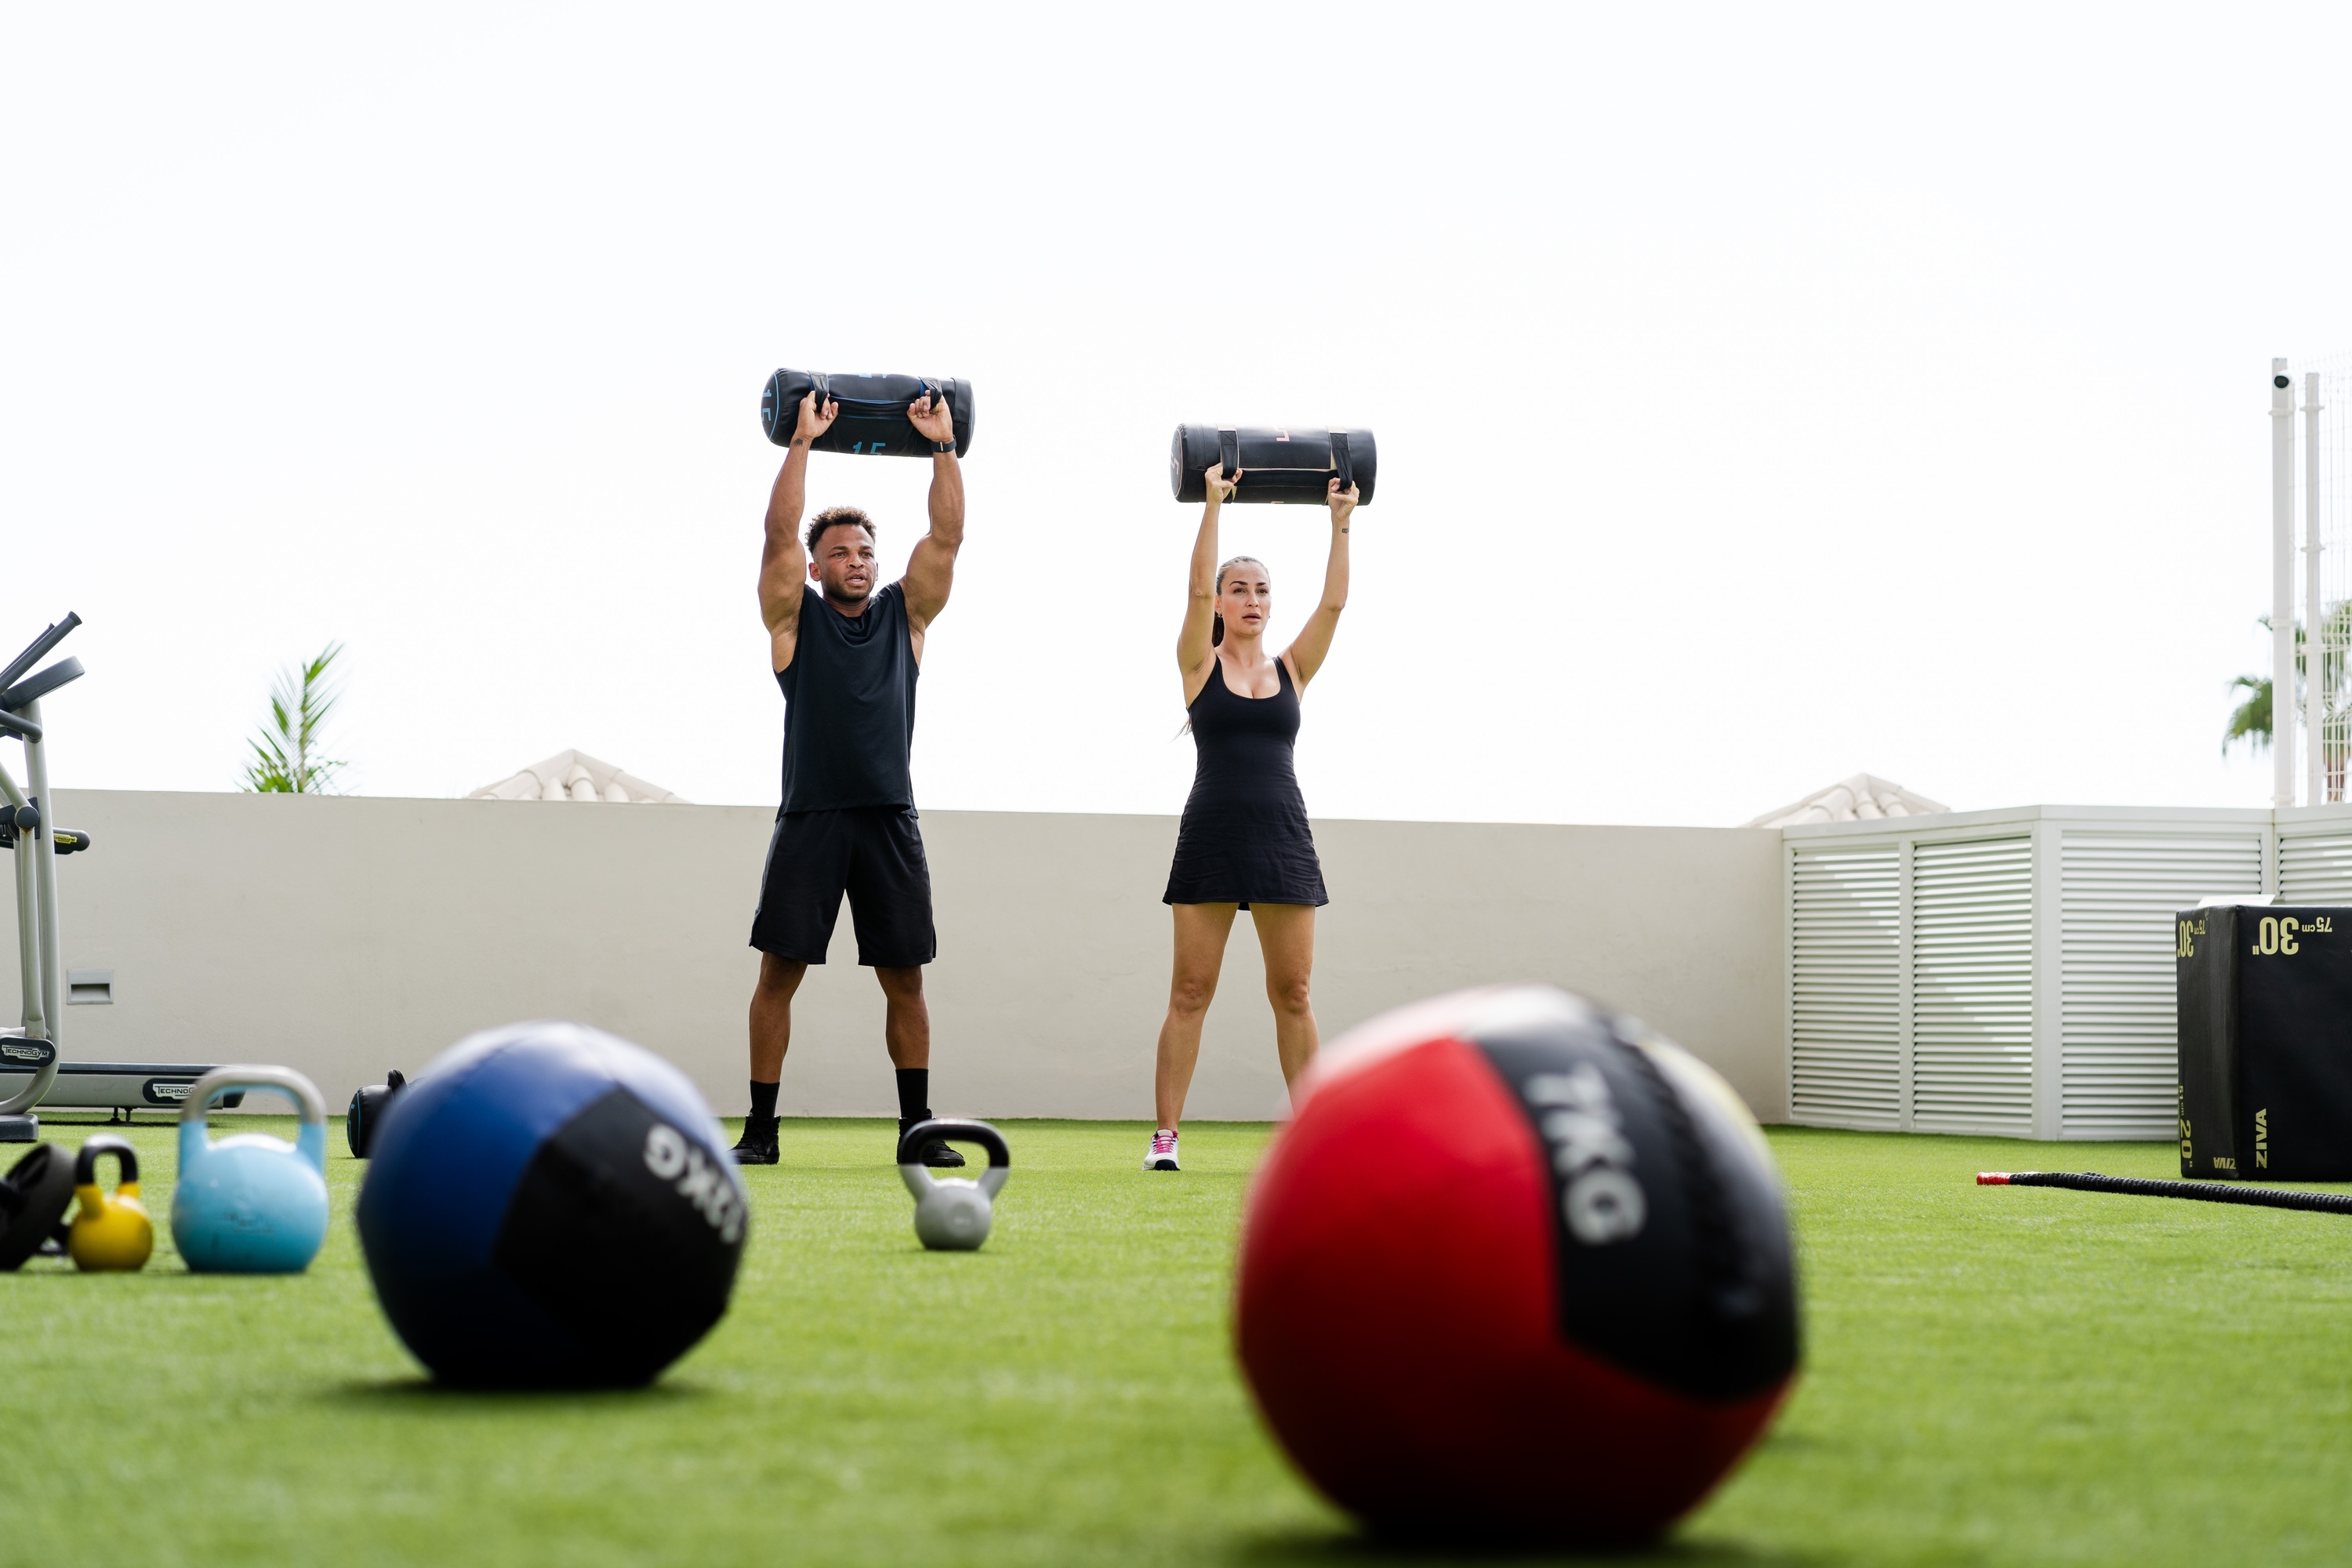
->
<box><xmin>2278</xmin><ymin>830</ymin><xmax>2352</xmax><ymax>903</ymax></box>
<box><xmin>1910</xmin><ymin>837</ymin><xmax>2034</xmax><ymax>1135</ymax></box>
<box><xmin>1790</xmin><ymin>845</ymin><xmax>1902</xmax><ymax>1127</ymax></box>
<box><xmin>2060</xmin><ymin>832</ymin><xmax>2267</xmax><ymax>1138</ymax></box>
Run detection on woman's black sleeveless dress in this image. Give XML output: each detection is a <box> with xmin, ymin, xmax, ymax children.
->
<box><xmin>1164</xmin><ymin>655</ymin><xmax>1328</xmax><ymax>908</ymax></box>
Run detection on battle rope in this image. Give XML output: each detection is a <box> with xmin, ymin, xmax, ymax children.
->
<box><xmin>1978</xmin><ymin>1170</ymin><xmax>2352</xmax><ymax>1215</ymax></box>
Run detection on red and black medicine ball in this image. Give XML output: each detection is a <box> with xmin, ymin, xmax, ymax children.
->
<box><xmin>1235</xmin><ymin>984</ymin><xmax>1800</xmax><ymax>1545</ymax></box>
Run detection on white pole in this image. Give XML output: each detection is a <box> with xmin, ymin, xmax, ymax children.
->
<box><xmin>2308</xmin><ymin>372</ymin><xmax>2328</xmax><ymax>804</ymax></box>
<box><xmin>2274</xmin><ymin>359</ymin><xmax>2298</xmax><ymax>807</ymax></box>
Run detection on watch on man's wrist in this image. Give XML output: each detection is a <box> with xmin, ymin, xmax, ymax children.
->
<box><xmin>932</xmin><ymin>438</ymin><xmax>956</xmax><ymax>454</ymax></box>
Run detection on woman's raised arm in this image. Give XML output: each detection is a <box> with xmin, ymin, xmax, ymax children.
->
<box><xmin>1177</xmin><ymin>464</ymin><xmax>1238</xmax><ymax>683</ymax></box>
<box><xmin>1283</xmin><ymin>479</ymin><xmax>1356</xmax><ymax>689</ymax></box>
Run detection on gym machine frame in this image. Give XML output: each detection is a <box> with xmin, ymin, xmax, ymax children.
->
<box><xmin>0</xmin><ymin>615</ymin><xmax>82</xmax><ymax>1140</ymax></box>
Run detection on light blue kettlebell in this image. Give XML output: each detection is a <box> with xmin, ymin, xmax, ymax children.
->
<box><xmin>172</xmin><ymin>1065</ymin><xmax>330</xmax><ymax>1274</ymax></box>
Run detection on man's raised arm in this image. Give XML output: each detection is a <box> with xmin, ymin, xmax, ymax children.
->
<box><xmin>900</xmin><ymin>393</ymin><xmax>964</xmax><ymax>633</ymax></box>
<box><xmin>760</xmin><ymin>393</ymin><xmax>836</xmax><ymax>672</ymax></box>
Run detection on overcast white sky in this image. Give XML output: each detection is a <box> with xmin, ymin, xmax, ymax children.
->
<box><xmin>5</xmin><ymin>4</ymin><xmax>2349</xmax><ymax>825</ymax></box>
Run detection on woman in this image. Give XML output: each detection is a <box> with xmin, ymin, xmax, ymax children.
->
<box><xmin>1145</xmin><ymin>463</ymin><xmax>1357</xmax><ymax>1171</ymax></box>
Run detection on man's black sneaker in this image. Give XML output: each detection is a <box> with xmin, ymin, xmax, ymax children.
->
<box><xmin>731</xmin><ymin>1114</ymin><xmax>779</xmax><ymax>1166</ymax></box>
<box><xmin>898</xmin><ymin>1120</ymin><xmax>967</xmax><ymax>1168</ymax></box>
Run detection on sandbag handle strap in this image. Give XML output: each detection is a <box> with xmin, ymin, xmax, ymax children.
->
<box><xmin>1330</xmin><ymin>430</ymin><xmax>1354</xmax><ymax>492</ymax></box>
<box><xmin>920</xmin><ymin>377</ymin><xmax>956</xmax><ymax>452</ymax></box>
<box><xmin>180</xmin><ymin>1065</ymin><xmax>326</xmax><ymax>1127</ymax></box>
<box><xmin>1218</xmin><ymin>428</ymin><xmax>1239</xmax><ymax>483</ymax></box>
<box><xmin>810</xmin><ymin>372</ymin><xmax>829</xmax><ymax>407</ymax></box>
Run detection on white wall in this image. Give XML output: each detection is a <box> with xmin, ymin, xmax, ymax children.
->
<box><xmin>2</xmin><ymin>793</ymin><xmax>1787</xmax><ymax>1122</ymax></box>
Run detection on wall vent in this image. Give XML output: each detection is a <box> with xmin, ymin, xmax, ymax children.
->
<box><xmin>1911</xmin><ymin>837</ymin><xmax>2034</xmax><ymax>1136</ymax></box>
<box><xmin>1785</xmin><ymin>806</ymin><xmax>2286</xmax><ymax>1140</ymax></box>
<box><xmin>2059</xmin><ymin>833</ymin><xmax>2263</xmax><ymax>1139</ymax></box>
<box><xmin>1789</xmin><ymin>844</ymin><xmax>1902</xmax><ymax>1128</ymax></box>
<box><xmin>2278</xmin><ymin>826</ymin><xmax>2352</xmax><ymax>903</ymax></box>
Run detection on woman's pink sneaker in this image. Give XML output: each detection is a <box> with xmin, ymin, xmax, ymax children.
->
<box><xmin>1143</xmin><ymin>1129</ymin><xmax>1181</xmax><ymax>1172</ymax></box>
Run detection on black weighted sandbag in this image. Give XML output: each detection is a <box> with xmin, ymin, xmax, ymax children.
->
<box><xmin>761</xmin><ymin>368</ymin><xmax>975</xmax><ymax>459</ymax></box>
<box><xmin>0</xmin><ymin>1143</ymin><xmax>74</xmax><ymax>1271</ymax></box>
<box><xmin>1170</xmin><ymin>425</ymin><xmax>1377</xmax><ymax>506</ymax></box>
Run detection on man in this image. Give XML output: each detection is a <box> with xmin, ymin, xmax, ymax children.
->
<box><xmin>732</xmin><ymin>387</ymin><xmax>966</xmax><ymax>1167</ymax></box>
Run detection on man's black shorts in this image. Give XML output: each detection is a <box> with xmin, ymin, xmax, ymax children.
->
<box><xmin>750</xmin><ymin>805</ymin><xmax>935</xmax><ymax>967</ymax></box>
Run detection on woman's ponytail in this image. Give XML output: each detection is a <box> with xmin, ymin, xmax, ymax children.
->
<box><xmin>1211</xmin><ymin>612</ymin><xmax>1225</xmax><ymax>648</ymax></box>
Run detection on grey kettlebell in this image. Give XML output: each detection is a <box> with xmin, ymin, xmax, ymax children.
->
<box><xmin>896</xmin><ymin>1119</ymin><xmax>1009</xmax><ymax>1251</ymax></box>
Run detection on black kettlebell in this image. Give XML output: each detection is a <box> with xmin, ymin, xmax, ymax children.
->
<box><xmin>347</xmin><ymin>1069</ymin><xmax>407</xmax><ymax>1159</ymax></box>
<box><xmin>0</xmin><ymin>1144</ymin><xmax>77</xmax><ymax>1270</ymax></box>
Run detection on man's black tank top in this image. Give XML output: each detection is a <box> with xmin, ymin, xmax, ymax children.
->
<box><xmin>776</xmin><ymin>581</ymin><xmax>917</xmax><ymax>813</ymax></box>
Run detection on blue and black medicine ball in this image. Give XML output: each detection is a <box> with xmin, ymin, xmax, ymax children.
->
<box><xmin>356</xmin><ymin>1022</ymin><xmax>748</xmax><ymax>1388</ymax></box>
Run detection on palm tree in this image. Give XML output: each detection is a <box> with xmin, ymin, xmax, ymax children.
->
<box><xmin>2224</xmin><ymin>670</ymin><xmax>2272</xmax><ymax>756</ymax></box>
<box><xmin>2224</xmin><ymin>616</ymin><xmax>2289</xmax><ymax>757</ymax></box>
<box><xmin>241</xmin><ymin>643</ymin><xmax>348</xmax><ymax>793</ymax></box>
<box><xmin>2227</xmin><ymin>608</ymin><xmax>2352</xmax><ymax>800</ymax></box>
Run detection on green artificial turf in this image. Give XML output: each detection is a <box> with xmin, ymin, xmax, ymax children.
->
<box><xmin>2</xmin><ymin>1121</ymin><xmax>2349</xmax><ymax>1566</ymax></box>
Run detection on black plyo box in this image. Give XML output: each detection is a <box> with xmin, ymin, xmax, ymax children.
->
<box><xmin>2176</xmin><ymin>904</ymin><xmax>2352</xmax><ymax>1180</ymax></box>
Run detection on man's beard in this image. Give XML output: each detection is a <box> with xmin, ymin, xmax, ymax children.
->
<box><xmin>822</xmin><ymin>579</ymin><xmax>873</xmax><ymax>609</ymax></box>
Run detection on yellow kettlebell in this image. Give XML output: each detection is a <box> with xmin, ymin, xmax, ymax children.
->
<box><xmin>68</xmin><ymin>1134</ymin><xmax>153</xmax><ymax>1272</ymax></box>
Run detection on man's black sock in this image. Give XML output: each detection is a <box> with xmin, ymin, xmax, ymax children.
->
<box><xmin>750</xmin><ymin>1080</ymin><xmax>779</xmax><ymax>1123</ymax></box>
<box><xmin>895</xmin><ymin>1068</ymin><xmax>931</xmax><ymax>1129</ymax></box>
